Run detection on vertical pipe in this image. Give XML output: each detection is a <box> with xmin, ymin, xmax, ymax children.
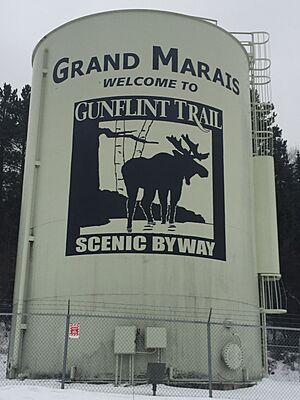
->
<box><xmin>131</xmin><ymin>354</ymin><xmax>134</xmax><ymax>386</ymax></box>
<box><xmin>269</xmin><ymin>278</ymin><xmax>272</xmax><ymax>309</ymax></box>
<box><xmin>274</xmin><ymin>279</ymin><xmax>279</xmax><ymax>309</ymax></box>
<box><xmin>157</xmin><ymin>348</ymin><xmax>162</xmax><ymax>362</ymax></box>
<box><xmin>128</xmin><ymin>354</ymin><xmax>131</xmax><ymax>385</ymax></box>
<box><xmin>259</xmin><ymin>276</ymin><xmax>268</xmax><ymax>374</ymax></box>
<box><xmin>115</xmin><ymin>355</ymin><xmax>119</xmax><ymax>386</ymax></box>
<box><xmin>207</xmin><ymin>308</ymin><xmax>213</xmax><ymax>398</ymax></box>
<box><xmin>119</xmin><ymin>354</ymin><xmax>123</xmax><ymax>384</ymax></box>
<box><xmin>70</xmin><ymin>365</ymin><xmax>76</xmax><ymax>381</ymax></box>
<box><xmin>10</xmin><ymin>49</ymin><xmax>49</xmax><ymax>374</ymax></box>
<box><xmin>61</xmin><ymin>300</ymin><xmax>70</xmax><ymax>389</ymax></box>
<box><xmin>261</xmin><ymin>276</ymin><xmax>266</xmax><ymax>310</ymax></box>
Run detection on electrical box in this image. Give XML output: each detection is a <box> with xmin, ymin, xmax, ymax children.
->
<box><xmin>114</xmin><ymin>326</ymin><xmax>136</xmax><ymax>354</ymax></box>
<box><xmin>145</xmin><ymin>327</ymin><xmax>167</xmax><ymax>349</ymax></box>
<box><xmin>147</xmin><ymin>362</ymin><xmax>166</xmax><ymax>384</ymax></box>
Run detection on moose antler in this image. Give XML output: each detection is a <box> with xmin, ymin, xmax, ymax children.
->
<box><xmin>166</xmin><ymin>135</ymin><xmax>189</xmax><ymax>155</ymax></box>
<box><xmin>181</xmin><ymin>134</ymin><xmax>209</xmax><ymax>160</ymax></box>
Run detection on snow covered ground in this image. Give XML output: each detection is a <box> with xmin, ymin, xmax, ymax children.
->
<box><xmin>0</xmin><ymin>386</ymin><xmax>219</xmax><ymax>400</ymax></box>
<box><xmin>1</xmin><ymin>351</ymin><xmax>300</xmax><ymax>400</ymax></box>
<box><xmin>1</xmin><ymin>379</ymin><xmax>300</xmax><ymax>400</ymax></box>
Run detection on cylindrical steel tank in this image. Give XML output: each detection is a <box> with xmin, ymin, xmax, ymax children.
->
<box><xmin>254</xmin><ymin>156</ymin><xmax>280</xmax><ymax>275</ymax></box>
<box><xmin>10</xmin><ymin>10</ymin><xmax>264</xmax><ymax>383</ymax></box>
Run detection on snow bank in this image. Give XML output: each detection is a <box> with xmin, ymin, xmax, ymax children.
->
<box><xmin>0</xmin><ymin>385</ymin><xmax>224</xmax><ymax>400</ymax></box>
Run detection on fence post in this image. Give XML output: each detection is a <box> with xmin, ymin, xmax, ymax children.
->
<box><xmin>207</xmin><ymin>308</ymin><xmax>213</xmax><ymax>398</ymax></box>
<box><xmin>61</xmin><ymin>299</ymin><xmax>70</xmax><ymax>389</ymax></box>
<box><xmin>261</xmin><ymin>311</ymin><xmax>268</xmax><ymax>375</ymax></box>
<box><xmin>298</xmin><ymin>337</ymin><xmax>300</xmax><ymax>382</ymax></box>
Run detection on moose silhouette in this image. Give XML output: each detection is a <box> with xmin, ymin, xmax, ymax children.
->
<box><xmin>122</xmin><ymin>134</ymin><xmax>209</xmax><ymax>232</ymax></box>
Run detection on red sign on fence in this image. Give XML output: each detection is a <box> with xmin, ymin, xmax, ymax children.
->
<box><xmin>69</xmin><ymin>322</ymin><xmax>80</xmax><ymax>338</ymax></box>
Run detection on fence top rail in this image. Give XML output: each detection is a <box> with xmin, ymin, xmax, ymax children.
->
<box><xmin>0</xmin><ymin>311</ymin><xmax>257</xmax><ymax>328</ymax></box>
<box><xmin>3</xmin><ymin>311</ymin><xmax>300</xmax><ymax>331</ymax></box>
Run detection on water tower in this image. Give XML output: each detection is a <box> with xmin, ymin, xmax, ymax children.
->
<box><xmin>8</xmin><ymin>10</ymin><xmax>285</xmax><ymax>384</ymax></box>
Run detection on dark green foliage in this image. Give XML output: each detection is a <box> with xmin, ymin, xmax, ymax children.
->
<box><xmin>251</xmin><ymin>89</ymin><xmax>300</xmax><ymax>317</ymax></box>
<box><xmin>273</xmin><ymin>125</ymin><xmax>300</xmax><ymax>315</ymax></box>
<box><xmin>292</xmin><ymin>151</ymin><xmax>300</xmax><ymax>254</ymax></box>
<box><xmin>0</xmin><ymin>83</ymin><xmax>30</xmax><ymax>310</ymax></box>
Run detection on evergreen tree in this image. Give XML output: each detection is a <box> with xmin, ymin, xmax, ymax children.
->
<box><xmin>273</xmin><ymin>125</ymin><xmax>300</xmax><ymax>314</ymax></box>
<box><xmin>0</xmin><ymin>83</ymin><xmax>30</xmax><ymax>310</ymax></box>
<box><xmin>292</xmin><ymin>151</ymin><xmax>300</xmax><ymax>247</ymax></box>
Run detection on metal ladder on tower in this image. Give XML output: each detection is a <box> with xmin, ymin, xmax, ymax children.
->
<box><xmin>231</xmin><ymin>31</ymin><xmax>272</xmax><ymax>156</ymax></box>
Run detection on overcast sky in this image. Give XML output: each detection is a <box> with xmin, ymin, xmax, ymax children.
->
<box><xmin>1</xmin><ymin>0</ymin><xmax>299</xmax><ymax>149</ymax></box>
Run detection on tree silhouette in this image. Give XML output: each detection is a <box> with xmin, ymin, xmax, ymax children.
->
<box><xmin>0</xmin><ymin>83</ymin><xmax>30</xmax><ymax>310</ymax></box>
<box><xmin>273</xmin><ymin>125</ymin><xmax>300</xmax><ymax>315</ymax></box>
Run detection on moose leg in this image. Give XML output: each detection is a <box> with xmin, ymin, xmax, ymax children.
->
<box><xmin>140</xmin><ymin>188</ymin><xmax>156</xmax><ymax>225</ymax></box>
<box><xmin>126</xmin><ymin>187</ymin><xmax>138</xmax><ymax>232</ymax></box>
<box><xmin>169</xmin><ymin>185</ymin><xmax>182</xmax><ymax>225</ymax></box>
<box><xmin>158</xmin><ymin>189</ymin><xmax>168</xmax><ymax>224</ymax></box>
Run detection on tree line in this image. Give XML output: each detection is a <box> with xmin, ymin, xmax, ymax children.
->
<box><xmin>273</xmin><ymin>125</ymin><xmax>300</xmax><ymax>315</ymax></box>
<box><xmin>0</xmin><ymin>84</ymin><xmax>30</xmax><ymax>311</ymax></box>
<box><xmin>0</xmin><ymin>83</ymin><xmax>299</xmax><ymax>316</ymax></box>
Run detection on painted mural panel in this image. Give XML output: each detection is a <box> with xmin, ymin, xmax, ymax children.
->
<box><xmin>66</xmin><ymin>95</ymin><xmax>225</xmax><ymax>259</ymax></box>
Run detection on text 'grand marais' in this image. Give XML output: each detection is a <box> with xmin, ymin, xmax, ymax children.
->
<box><xmin>53</xmin><ymin>46</ymin><xmax>240</xmax><ymax>95</ymax></box>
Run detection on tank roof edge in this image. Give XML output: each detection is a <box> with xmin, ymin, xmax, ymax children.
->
<box><xmin>31</xmin><ymin>9</ymin><xmax>249</xmax><ymax>65</ymax></box>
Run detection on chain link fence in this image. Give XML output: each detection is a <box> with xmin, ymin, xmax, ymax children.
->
<box><xmin>1</xmin><ymin>309</ymin><xmax>300</xmax><ymax>399</ymax></box>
